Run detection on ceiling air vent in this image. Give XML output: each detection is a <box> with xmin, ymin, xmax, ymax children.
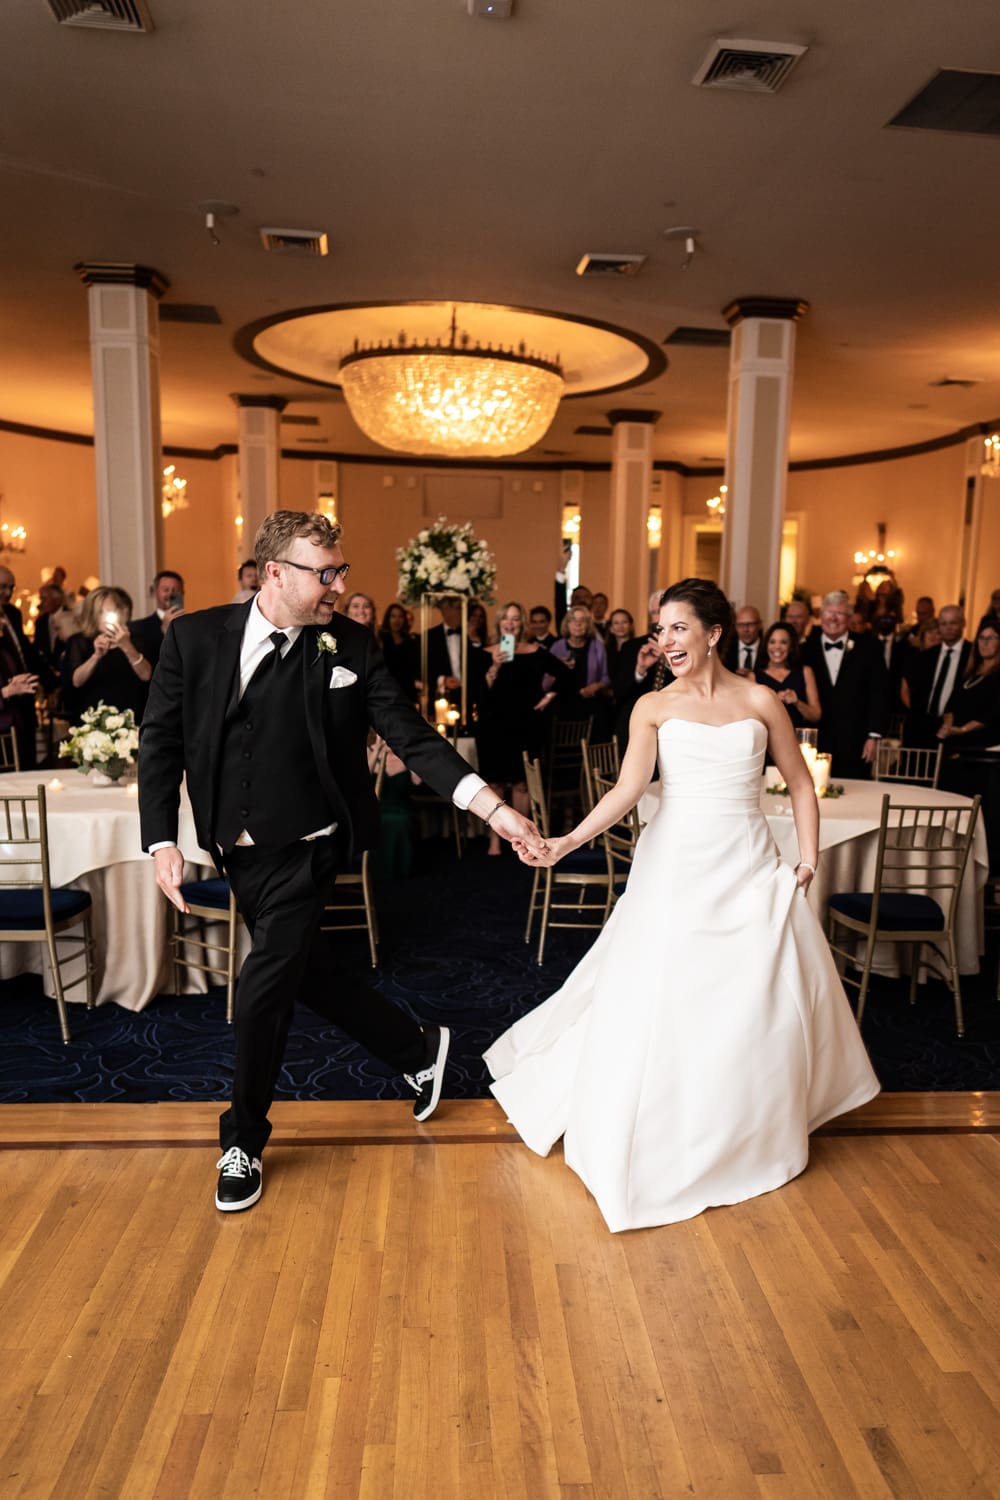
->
<box><xmin>929</xmin><ymin>376</ymin><xmax>981</xmax><ymax>389</ymax></box>
<box><xmin>259</xmin><ymin>227</ymin><xmax>329</xmax><ymax>257</ymax></box>
<box><xmin>663</xmin><ymin>326</ymin><xmax>730</xmax><ymax>348</ymax></box>
<box><xmin>888</xmin><ymin>70</ymin><xmax>1000</xmax><ymax>137</ymax></box>
<box><xmin>47</xmin><ymin>0</ymin><xmax>154</xmax><ymax>30</ymax></box>
<box><xmin>692</xmin><ymin>38</ymin><xmax>806</xmax><ymax>94</ymax></box>
<box><xmin>159</xmin><ymin>303</ymin><xmax>221</xmax><ymax>325</ymax></box>
<box><xmin>575</xmin><ymin>425</ymin><xmax>614</xmax><ymax>437</ymax></box>
<box><xmin>575</xmin><ymin>253</ymin><xmax>646</xmax><ymax>278</ymax></box>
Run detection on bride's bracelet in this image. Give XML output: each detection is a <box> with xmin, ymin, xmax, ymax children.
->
<box><xmin>483</xmin><ymin>798</ymin><xmax>507</xmax><ymax>827</ymax></box>
<box><xmin>795</xmin><ymin>861</ymin><xmax>817</xmax><ymax>876</ymax></box>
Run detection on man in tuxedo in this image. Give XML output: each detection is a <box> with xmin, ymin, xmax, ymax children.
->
<box><xmin>903</xmin><ymin>604</ymin><xmax>971</xmax><ymax>747</ymax></box>
<box><xmin>425</xmin><ymin>596</ymin><xmax>467</xmax><ymax>703</ymax></box>
<box><xmin>131</xmin><ymin>569</ymin><xmax>185</xmax><ymax>668</ymax></box>
<box><xmin>140</xmin><ymin>511</ymin><xmax>542</xmax><ymax>1213</ymax></box>
<box><xmin>802</xmin><ymin>590</ymin><xmax>890</xmax><ymax>779</ymax></box>
<box><xmin>724</xmin><ymin>605</ymin><xmax>763</xmax><ymax>676</ymax></box>
<box><xmin>528</xmin><ymin>605</ymin><xmax>556</xmax><ymax>649</ymax></box>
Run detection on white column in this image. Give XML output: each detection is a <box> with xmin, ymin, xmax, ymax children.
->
<box><xmin>232</xmin><ymin>395</ymin><xmax>287</xmax><ymax>544</ymax></box>
<box><xmin>76</xmin><ymin>262</ymin><xmax>168</xmax><ymax>607</ymax></box>
<box><xmin>608</xmin><ymin>410</ymin><xmax>659</xmax><ymax>627</ymax></box>
<box><xmin>720</xmin><ymin>297</ymin><xmax>808</xmax><ymax>616</ymax></box>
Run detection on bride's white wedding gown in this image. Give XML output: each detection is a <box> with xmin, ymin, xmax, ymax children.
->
<box><xmin>484</xmin><ymin>718</ymin><xmax>880</xmax><ymax>1232</ymax></box>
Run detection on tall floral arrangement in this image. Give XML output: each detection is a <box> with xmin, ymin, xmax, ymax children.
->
<box><xmin>396</xmin><ymin>517</ymin><xmax>496</xmax><ymax>605</ymax></box>
<box><xmin>60</xmin><ymin>703</ymin><xmax>139</xmax><ymax>782</ymax></box>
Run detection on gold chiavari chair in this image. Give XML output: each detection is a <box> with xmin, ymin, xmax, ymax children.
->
<box><xmin>171</xmin><ymin>880</ymin><xmax>241</xmax><ymax>1023</ymax></box>
<box><xmin>0</xmin><ymin>728</ymin><xmax>20</xmax><ymax>772</ymax></box>
<box><xmin>522</xmin><ymin>752</ymin><xmax>615</xmax><ymax>965</ymax></box>
<box><xmin>321</xmin><ymin>751</ymin><xmax>387</xmax><ymax>968</ymax></box>
<box><xmin>580</xmin><ymin>735</ymin><xmax>619</xmax><ymax>812</ymax></box>
<box><xmin>873</xmin><ymin>741</ymin><xmax>942</xmax><ymax>788</ymax></box>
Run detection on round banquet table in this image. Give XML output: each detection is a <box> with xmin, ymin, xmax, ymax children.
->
<box><xmin>636</xmin><ymin>777</ymin><xmax>988</xmax><ymax>975</ymax></box>
<box><xmin>0</xmin><ymin>769</ymin><xmax>215</xmax><ymax>1010</ymax></box>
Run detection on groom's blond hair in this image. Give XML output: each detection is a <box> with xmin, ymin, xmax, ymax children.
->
<box><xmin>254</xmin><ymin>510</ymin><xmax>343</xmax><ymax>571</ymax></box>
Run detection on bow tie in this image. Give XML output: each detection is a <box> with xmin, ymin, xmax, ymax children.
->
<box><xmin>824</xmin><ymin>639</ymin><xmax>844</xmax><ymax>652</ymax></box>
<box><xmin>445</xmin><ymin>628</ymin><xmax>461</xmax><ymax>637</ymax></box>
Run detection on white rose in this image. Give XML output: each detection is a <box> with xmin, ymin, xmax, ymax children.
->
<box><xmin>418</xmin><ymin>530</ymin><xmax>429</xmax><ymax>543</ymax></box>
<box><xmin>447</xmin><ymin>568</ymin><xmax>470</xmax><ymax>591</ymax></box>
<box><xmin>104</xmin><ymin>714</ymin><xmax>123</xmax><ymax>731</ymax></box>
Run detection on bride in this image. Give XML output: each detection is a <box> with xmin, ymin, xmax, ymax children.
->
<box><xmin>486</xmin><ymin>578</ymin><xmax>879</xmax><ymax>1233</ymax></box>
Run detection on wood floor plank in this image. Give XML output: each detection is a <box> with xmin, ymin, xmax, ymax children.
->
<box><xmin>1</xmin><ymin>1117</ymin><xmax>999</xmax><ymax>1499</ymax></box>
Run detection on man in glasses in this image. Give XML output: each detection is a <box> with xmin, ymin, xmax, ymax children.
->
<box><xmin>140</xmin><ymin>510</ymin><xmax>545</xmax><ymax>1214</ymax></box>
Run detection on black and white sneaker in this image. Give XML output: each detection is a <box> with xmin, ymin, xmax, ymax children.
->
<box><xmin>215</xmin><ymin>1147</ymin><xmax>263</xmax><ymax>1212</ymax></box>
<box><xmin>404</xmin><ymin>1025</ymin><xmax>450</xmax><ymax>1122</ymax></box>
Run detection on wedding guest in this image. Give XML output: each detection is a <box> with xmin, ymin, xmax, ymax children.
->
<box><xmin>0</xmin><ymin>613</ymin><xmax>39</xmax><ymax>769</ymax></box>
<box><xmin>604</xmin><ymin>608</ymin><xmax>636</xmax><ymax>700</ymax></box>
<box><xmin>131</xmin><ymin>570</ymin><xmax>185</xmax><ymax>668</ymax></box>
<box><xmin>467</xmin><ymin>601</ymin><xmax>488</xmax><ymax>648</ymax></box>
<box><xmin>724</xmin><ymin>604</ymin><xmax>763</xmax><ymax>676</ymax></box>
<box><xmin>802</xmin><ymin>590</ymin><xmax>889</xmax><ymax>779</ymax></box>
<box><xmin>0</xmin><ymin>565</ymin><xmax>29</xmax><ymax>648</ymax></box>
<box><xmin>977</xmin><ymin>587</ymin><xmax>1000</xmax><ymax>636</ymax></box>
<box><xmin>548</xmin><ymin>605</ymin><xmax>611</xmax><ymax>737</ymax></box>
<box><xmin>426</xmin><ymin>596</ymin><xmax>466</xmax><ymax>704</ymax></box>
<box><xmin>341</xmin><ymin>591</ymin><xmax>377</xmax><ymax>634</ymax></box>
<box><xmin>528</xmin><ymin>605</ymin><xmax>556</xmax><ymax>649</ymax></box>
<box><xmin>554</xmin><ymin>543</ymin><xmax>593</xmax><ymax>628</ymax></box>
<box><xmin>872</xmin><ymin>610</ymin><xmax>908</xmax><ymax>714</ymax></box>
<box><xmin>378</xmin><ymin>602</ymin><xmax>420</xmax><ymax>705</ymax></box>
<box><xmin>61</xmin><ymin>586</ymin><xmax>152</xmax><ymax>722</ymax></box>
<box><xmin>476</xmin><ymin>602</ymin><xmax>571</xmax><ymax>855</ymax></box>
<box><xmin>613</xmin><ymin>590</ymin><xmax>676</xmax><ymax>746</ymax></box>
<box><xmin>937</xmin><ymin>623</ymin><xmax>1000</xmax><ymax>748</ymax></box>
<box><xmin>590</xmin><ymin>592</ymin><xmax>610</xmax><ymax>639</ymax></box>
<box><xmin>783</xmin><ymin>598</ymin><xmax>813</xmax><ymax>641</ymax></box>
<box><xmin>903</xmin><ymin>605</ymin><xmax>970</xmax><ymax>747</ymax></box>
<box><xmin>755</xmin><ymin>623</ymin><xmax>820</xmax><ymax>729</ymax></box>
<box><xmin>33</xmin><ymin>583</ymin><xmax>68</xmax><ymax>675</ymax></box>
<box><xmin>231</xmin><ymin>560</ymin><xmax>259</xmax><ymax>604</ymax></box>
<box><xmin>903</xmin><ymin>595</ymin><xmax>936</xmax><ymax>644</ymax></box>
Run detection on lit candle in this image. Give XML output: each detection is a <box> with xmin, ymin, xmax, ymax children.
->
<box><xmin>433</xmin><ymin>695</ymin><xmax>450</xmax><ymax>727</ymax></box>
<box><xmin>48</xmin><ymin>777</ymin><xmax>64</xmax><ymax>791</ymax></box>
<box><xmin>126</xmin><ymin>781</ymin><xmax>139</xmax><ymax>797</ymax></box>
<box><xmin>812</xmin><ymin>753</ymin><xmax>831</xmax><ymax>795</ymax></box>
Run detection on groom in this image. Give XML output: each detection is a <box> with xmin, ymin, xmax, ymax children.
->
<box><xmin>139</xmin><ymin>509</ymin><xmax>542</xmax><ymax>1212</ymax></box>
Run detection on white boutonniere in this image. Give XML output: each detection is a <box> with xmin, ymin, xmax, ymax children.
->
<box><xmin>846</xmin><ymin>638</ymin><xmax>855</xmax><ymax>652</ymax></box>
<box><xmin>317</xmin><ymin>631</ymin><xmax>338</xmax><ymax>657</ymax></box>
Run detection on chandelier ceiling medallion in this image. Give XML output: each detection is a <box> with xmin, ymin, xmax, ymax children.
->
<box><xmin>338</xmin><ymin>308</ymin><xmax>564</xmax><ymax>459</ymax></box>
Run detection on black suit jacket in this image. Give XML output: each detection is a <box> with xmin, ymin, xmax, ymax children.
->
<box><xmin>139</xmin><ymin>604</ymin><xmax>472</xmax><ymax>863</ymax></box>
<box><xmin>131</xmin><ymin>611</ymin><xmax>167</xmax><ymax>668</ymax></box>
<box><xmin>903</xmin><ymin>639</ymin><xmax>973</xmax><ymax>745</ymax></box>
<box><xmin>723</xmin><ymin>637</ymin><xmax>762</xmax><ymax>674</ymax></box>
<box><xmin>801</xmin><ymin>631</ymin><xmax>890</xmax><ymax>767</ymax></box>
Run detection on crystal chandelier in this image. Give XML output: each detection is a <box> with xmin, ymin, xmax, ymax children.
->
<box><xmin>0</xmin><ymin>495</ymin><xmax>27</xmax><ymax>554</ymax></box>
<box><xmin>338</xmin><ymin>309</ymin><xmax>564</xmax><ymax>458</ymax></box>
<box><xmin>162</xmin><ymin>464</ymin><xmax>189</xmax><ymax>518</ymax></box>
<box><xmin>706</xmin><ymin>484</ymin><xmax>727</xmax><ymax>519</ymax></box>
<box><xmin>982</xmin><ymin>433</ymin><xmax>1000</xmax><ymax>479</ymax></box>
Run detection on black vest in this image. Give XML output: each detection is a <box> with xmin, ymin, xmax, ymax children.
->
<box><xmin>214</xmin><ymin>631</ymin><xmax>335</xmax><ymax>851</ymax></box>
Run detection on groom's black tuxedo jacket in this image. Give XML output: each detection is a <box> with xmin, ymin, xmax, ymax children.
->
<box><xmin>138</xmin><ymin>602</ymin><xmax>471</xmax><ymax>863</ymax></box>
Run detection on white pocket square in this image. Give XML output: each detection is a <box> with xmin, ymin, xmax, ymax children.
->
<box><xmin>328</xmin><ymin>666</ymin><xmax>358</xmax><ymax>689</ymax></box>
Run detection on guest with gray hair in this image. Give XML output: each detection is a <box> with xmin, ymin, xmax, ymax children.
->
<box><xmin>802</xmin><ymin>590</ymin><xmax>890</xmax><ymax>779</ymax></box>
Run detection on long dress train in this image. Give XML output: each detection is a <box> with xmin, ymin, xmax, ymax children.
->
<box><xmin>484</xmin><ymin>718</ymin><xmax>880</xmax><ymax>1232</ymax></box>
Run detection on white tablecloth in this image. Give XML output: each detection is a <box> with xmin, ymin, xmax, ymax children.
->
<box><xmin>637</xmin><ymin>777</ymin><xmax>988</xmax><ymax>974</ymax></box>
<box><xmin>0</xmin><ymin>769</ymin><xmax>216</xmax><ymax>1011</ymax></box>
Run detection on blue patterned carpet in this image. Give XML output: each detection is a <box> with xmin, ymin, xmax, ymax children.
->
<box><xmin>1</xmin><ymin>840</ymin><xmax>998</xmax><ymax>1103</ymax></box>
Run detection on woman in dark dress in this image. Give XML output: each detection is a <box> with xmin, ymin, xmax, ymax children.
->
<box><xmin>938</xmin><ymin>623</ymin><xmax>1000</xmax><ymax>748</ymax></box>
<box><xmin>475</xmin><ymin>601</ymin><xmax>572</xmax><ymax>855</ymax></box>
<box><xmin>0</xmin><ymin>612</ymin><xmax>40</xmax><ymax>769</ymax></box>
<box><xmin>378</xmin><ymin>601</ymin><xmax>420</xmax><ymax>706</ymax></box>
<box><xmin>61</xmin><ymin>586</ymin><xmax>152</xmax><ymax>723</ymax></box>
<box><xmin>755</xmin><ymin>622</ymin><xmax>821</xmax><ymax>730</ymax></box>
<box><xmin>604</xmin><ymin>608</ymin><xmax>635</xmax><ymax>703</ymax></box>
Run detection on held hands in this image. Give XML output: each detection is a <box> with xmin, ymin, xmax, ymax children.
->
<box><xmin>486</xmin><ymin>803</ymin><xmax>546</xmax><ymax>851</ymax></box>
<box><xmin>152</xmin><ymin>846</ymin><xmax>190</xmax><ymax>913</ymax></box>
<box><xmin>513</xmin><ymin>834</ymin><xmax>570</xmax><ymax>868</ymax></box>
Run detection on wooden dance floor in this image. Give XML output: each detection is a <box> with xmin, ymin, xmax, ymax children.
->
<box><xmin>1</xmin><ymin>1094</ymin><xmax>999</xmax><ymax>1500</ymax></box>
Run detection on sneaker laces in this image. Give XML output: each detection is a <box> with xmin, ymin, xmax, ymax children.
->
<box><xmin>403</xmin><ymin>1063</ymin><xmax>435</xmax><ymax>1091</ymax></box>
<box><xmin>216</xmin><ymin>1146</ymin><xmax>254</xmax><ymax>1178</ymax></box>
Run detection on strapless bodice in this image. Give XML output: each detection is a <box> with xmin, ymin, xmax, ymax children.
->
<box><xmin>656</xmin><ymin>717</ymin><xmax>766</xmax><ymax>809</ymax></box>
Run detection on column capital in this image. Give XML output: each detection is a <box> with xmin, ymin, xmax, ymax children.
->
<box><xmin>721</xmin><ymin>297</ymin><xmax>809</xmax><ymax>327</ymax></box>
<box><xmin>230</xmin><ymin>393</ymin><xmax>289</xmax><ymax>412</ymax></box>
<box><xmin>75</xmin><ymin>262</ymin><xmax>170</xmax><ymax>298</ymax></box>
<box><xmin>606</xmin><ymin>409</ymin><xmax>662</xmax><ymax>427</ymax></box>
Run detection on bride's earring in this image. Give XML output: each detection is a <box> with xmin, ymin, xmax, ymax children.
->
<box><xmin>707</xmin><ymin>644</ymin><xmax>713</xmax><ymax>658</ymax></box>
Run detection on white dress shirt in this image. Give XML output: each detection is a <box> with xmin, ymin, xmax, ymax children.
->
<box><xmin>820</xmin><ymin>632</ymin><xmax>848</xmax><ymax>685</ymax></box>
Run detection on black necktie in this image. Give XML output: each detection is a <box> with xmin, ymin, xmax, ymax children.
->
<box><xmin>243</xmin><ymin>630</ymin><xmax>286</xmax><ymax>698</ymax></box>
<box><xmin>928</xmin><ymin>647</ymin><xmax>954</xmax><ymax>719</ymax></box>
<box><xmin>743</xmin><ymin>647</ymin><xmax>752</xmax><ymax>670</ymax></box>
<box><xmin>824</xmin><ymin>640</ymin><xmax>844</xmax><ymax>652</ymax></box>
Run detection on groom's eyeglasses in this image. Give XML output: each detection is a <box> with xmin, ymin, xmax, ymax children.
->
<box><xmin>276</xmin><ymin>558</ymin><xmax>351</xmax><ymax>585</ymax></box>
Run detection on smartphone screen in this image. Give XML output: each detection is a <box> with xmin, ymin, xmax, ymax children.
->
<box><xmin>499</xmin><ymin>632</ymin><xmax>515</xmax><ymax>662</ymax></box>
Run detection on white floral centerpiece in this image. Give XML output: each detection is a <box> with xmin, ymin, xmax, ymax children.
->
<box><xmin>60</xmin><ymin>702</ymin><xmax>139</xmax><ymax>784</ymax></box>
<box><xmin>396</xmin><ymin>517</ymin><xmax>496</xmax><ymax>604</ymax></box>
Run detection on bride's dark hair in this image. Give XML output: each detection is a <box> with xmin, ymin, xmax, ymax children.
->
<box><xmin>659</xmin><ymin>578</ymin><xmax>734</xmax><ymax>650</ymax></box>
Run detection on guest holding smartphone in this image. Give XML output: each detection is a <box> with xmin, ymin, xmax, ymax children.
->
<box><xmin>61</xmin><ymin>586</ymin><xmax>152</xmax><ymax>722</ymax></box>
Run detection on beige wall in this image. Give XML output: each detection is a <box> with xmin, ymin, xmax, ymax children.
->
<box><xmin>5</xmin><ymin>423</ymin><xmax>1000</xmax><ymax>637</ymax></box>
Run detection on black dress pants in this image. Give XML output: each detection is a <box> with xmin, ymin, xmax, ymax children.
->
<box><xmin>218</xmin><ymin>837</ymin><xmax>426</xmax><ymax>1157</ymax></box>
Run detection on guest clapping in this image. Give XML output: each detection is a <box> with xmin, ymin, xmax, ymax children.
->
<box><xmin>61</xmin><ymin>586</ymin><xmax>152</xmax><ymax>722</ymax></box>
<box><xmin>476</xmin><ymin>602</ymin><xmax>571</xmax><ymax>856</ymax></box>
<box><xmin>755</xmin><ymin>623</ymin><xmax>821</xmax><ymax>728</ymax></box>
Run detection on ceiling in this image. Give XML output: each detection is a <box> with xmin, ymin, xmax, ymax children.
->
<box><xmin>3</xmin><ymin>0</ymin><xmax>1000</xmax><ymax>467</ymax></box>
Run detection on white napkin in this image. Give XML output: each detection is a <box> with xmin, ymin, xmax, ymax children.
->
<box><xmin>328</xmin><ymin>666</ymin><xmax>358</xmax><ymax>689</ymax></box>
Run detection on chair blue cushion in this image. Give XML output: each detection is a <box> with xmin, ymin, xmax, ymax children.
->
<box><xmin>179</xmin><ymin>878</ymin><xmax>231</xmax><ymax>910</ymax></box>
<box><xmin>0</xmin><ymin>886</ymin><xmax>92</xmax><ymax>929</ymax></box>
<box><xmin>560</xmin><ymin>848</ymin><xmax>609</xmax><ymax>875</ymax></box>
<box><xmin>829</xmin><ymin>891</ymin><xmax>945</xmax><ymax>932</ymax></box>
